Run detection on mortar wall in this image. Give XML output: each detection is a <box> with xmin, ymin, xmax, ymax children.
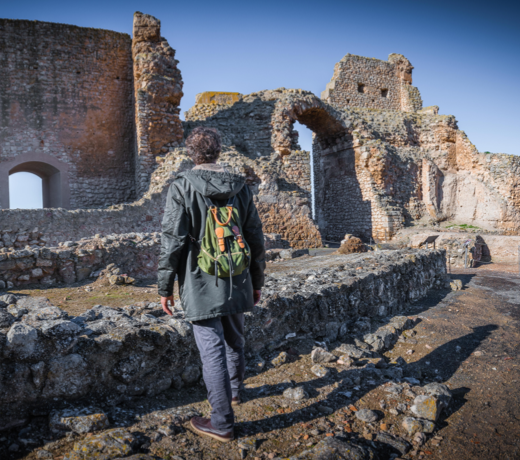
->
<box><xmin>322</xmin><ymin>54</ymin><xmax>422</xmax><ymax>113</ymax></box>
<box><xmin>0</xmin><ymin>19</ymin><xmax>136</xmax><ymax>209</ymax></box>
<box><xmin>0</xmin><ymin>248</ymin><xmax>446</xmax><ymax>428</ymax></box>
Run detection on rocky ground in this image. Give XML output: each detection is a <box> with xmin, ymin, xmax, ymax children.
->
<box><xmin>1</xmin><ymin>259</ymin><xmax>519</xmax><ymax>460</ymax></box>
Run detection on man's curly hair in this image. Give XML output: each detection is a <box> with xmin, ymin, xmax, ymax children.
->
<box><xmin>185</xmin><ymin>127</ymin><xmax>221</xmax><ymax>165</ymax></box>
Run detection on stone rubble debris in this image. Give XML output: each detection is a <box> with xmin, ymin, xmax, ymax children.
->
<box><xmin>310</xmin><ymin>364</ymin><xmax>330</xmax><ymax>378</ymax></box>
<box><xmin>355</xmin><ymin>409</ymin><xmax>379</xmax><ymax>423</ymax></box>
<box><xmin>49</xmin><ymin>407</ymin><xmax>109</xmax><ymax>434</ymax></box>
<box><xmin>311</xmin><ymin>347</ymin><xmax>336</xmax><ymax>363</ymax></box>
<box><xmin>283</xmin><ymin>387</ymin><xmax>309</xmax><ymax>401</ymax></box>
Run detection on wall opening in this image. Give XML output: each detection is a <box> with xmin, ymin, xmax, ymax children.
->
<box><xmin>357</xmin><ymin>83</ymin><xmax>365</xmax><ymax>93</ymax></box>
<box><xmin>9</xmin><ymin>172</ymin><xmax>43</xmax><ymax>209</ymax></box>
<box><xmin>293</xmin><ymin>121</ymin><xmax>316</xmax><ymax>219</ymax></box>
<box><xmin>9</xmin><ymin>162</ymin><xmax>62</xmax><ymax>208</ymax></box>
<box><xmin>381</xmin><ymin>88</ymin><xmax>388</xmax><ymax>98</ymax></box>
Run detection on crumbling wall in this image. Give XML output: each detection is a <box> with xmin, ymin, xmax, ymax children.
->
<box><xmin>1</xmin><ymin>88</ymin><xmax>519</xmax><ymax>250</ymax></box>
<box><xmin>0</xmin><ymin>19</ymin><xmax>136</xmax><ymax>209</ymax></box>
<box><xmin>0</xmin><ymin>232</ymin><xmax>161</xmax><ymax>289</ymax></box>
<box><xmin>321</xmin><ymin>53</ymin><xmax>422</xmax><ymax>113</ymax></box>
<box><xmin>0</xmin><ymin>150</ymin><xmax>193</xmax><ymax>252</ymax></box>
<box><xmin>184</xmin><ymin>90</ymin><xmax>324</xmax><ymax>248</ymax></box>
<box><xmin>132</xmin><ymin>12</ymin><xmax>184</xmax><ymax>197</ymax></box>
<box><xmin>0</xmin><ymin>248</ymin><xmax>446</xmax><ymax>430</ymax></box>
<box><xmin>1</xmin><ymin>20</ymin><xmax>519</xmax><ymax>250</ymax></box>
<box><xmin>409</xmin><ymin>232</ymin><xmax>520</xmax><ymax>266</ymax></box>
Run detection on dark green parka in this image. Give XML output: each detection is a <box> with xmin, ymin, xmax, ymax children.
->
<box><xmin>157</xmin><ymin>169</ymin><xmax>266</xmax><ymax>322</ymax></box>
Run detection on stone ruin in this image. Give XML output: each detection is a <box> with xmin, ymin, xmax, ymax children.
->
<box><xmin>0</xmin><ymin>248</ymin><xmax>446</xmax><ymax>432</ymax></box>
<box><xmin>1</xmin><ymin>12</ymin><xmax>519</xmax><ymax>266</ymax></box>
<box><xmin>0</xmin><ymin>10</ymin><xmax>504</xmax><ymax>456</ymax></box>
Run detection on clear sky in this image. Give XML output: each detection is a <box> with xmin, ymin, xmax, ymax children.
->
<box><xmin>4</xmin><ymin>0</ymin><xmax>520</xmax><ymax>208</ymax></box>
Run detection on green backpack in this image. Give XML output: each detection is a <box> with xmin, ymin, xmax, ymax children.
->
<box><xmin>197</xmin><ymin>195</ymin><xmax>251</xmax><ymax>297</ymax></box>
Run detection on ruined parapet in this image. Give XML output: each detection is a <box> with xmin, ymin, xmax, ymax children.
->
<box><xmin>321</xmin><ymin>53</ymin><xmax>423</xmax><ymax>112</ymax></box>
<box><xmin>185</xmin><ymin>92</ymin><xmax>242</xmax><ymax>121</ymax></box>
<box><xmin>0</xmin><ymin>248</ymin><xmax>446</xmax><ymax>430</ymax></box>
<box><xmin>132</xmin><ymin>12</ymin><xmax>184</xmax><ymax>197</ymax></box>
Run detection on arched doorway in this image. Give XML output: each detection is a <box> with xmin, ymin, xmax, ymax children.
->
<box><xmin>274</xmin><ymin>99</ymin><xmax>373</xmax><ymax>242</ymax></box>
<box><xmin>0</xmin><ymin>153</ymin><xmax>70</xmax><ymax>209</ymax></box>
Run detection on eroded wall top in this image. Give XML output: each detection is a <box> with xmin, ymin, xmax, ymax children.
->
<box><xmin>132</xmin><ymin>12</ymin><xmax>184</xmax><ymax>197</ymax></box>
<box><xmin>321</xmin><ymin>53</ymin><xmax>422</xmax><ymax>112</ymax></box>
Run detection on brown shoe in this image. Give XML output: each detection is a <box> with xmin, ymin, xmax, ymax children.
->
<box><xmin>190</xmin><ymin>417</ymin><xmax>234</xmax><ymax>442</ymax></box>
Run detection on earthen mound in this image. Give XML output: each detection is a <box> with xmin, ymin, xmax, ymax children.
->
<box><xmin>334</xmin><ymin>237</ymin><xmax>367</xmax><ymax>255</ymax></box>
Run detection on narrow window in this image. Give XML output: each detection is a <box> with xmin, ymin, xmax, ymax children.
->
<box><xmin>381</xmin><ymin>89</ymin><xmax>388</xmax><ymax>98</ymax></box>
<box><xmin>357</xmin><ymin>83</ymin><xmax>365</xmax><ymax>93</ymax></box>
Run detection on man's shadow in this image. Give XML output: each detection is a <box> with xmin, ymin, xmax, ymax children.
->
<box><xmin>237</xmin><ymin>324</ymin><xmax>498</xmax><ymax>446</ymax></box>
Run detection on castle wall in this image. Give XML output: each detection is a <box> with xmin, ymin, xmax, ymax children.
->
<box><xmin>0</xmin><ymin>19</ymin><xmax>136</xmax><ymax>209</ymax></box>
<box><xmin>321</xmin><ymin>54</ymin><xmax>422</xmax><ymax>113</ymax></box>
<box><xmin>132</xmin><ymin>13</ymin><xmax>184</xmax><ymax>197</ymax></box>
<box><xmin>0</xmin><ymin>19</ymin><xmax>518</xmax><ymax>257</ymax></box>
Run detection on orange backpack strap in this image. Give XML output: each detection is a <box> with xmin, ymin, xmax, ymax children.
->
<box><xmin>211</xmin><ymin>206</ymin><xmax>233</xmax><ymax>226</ymax></box>
<box><xmin>215</xmin><ymin>227</ymin><xmax>226</xmax><ymax>252</ymax></box>
<box><xmin>231</xmin><ymin>226</ymin><xmax>245</xmax><ymax>249</ymax></box>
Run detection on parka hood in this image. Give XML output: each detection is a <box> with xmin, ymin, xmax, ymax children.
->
<box><xmin>179</xmin><ymin>170</ymin><xmax>245</xmax><ymax>201</ymax></box>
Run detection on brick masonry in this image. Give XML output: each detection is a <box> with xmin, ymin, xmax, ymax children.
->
<box><xmin>321</xmin><ymin>53</ymin><xmax>423</xmax><ymax>112</ymax></box>
<box><xmin>0</xmin><ymin>19</ymin><xmax>136</xmax><ymax>209</ymax></box>
<box><xmin>0</xmin><ymin>12</ymin><xmax>519</xmax><ymax>258</ymax></box>
<box><xmin>132</xmin><ymin>12</ymin><xmax>184</xmax><ymax>197</ymax></box>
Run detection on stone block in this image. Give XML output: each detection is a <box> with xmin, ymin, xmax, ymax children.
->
<box><xmin>195</xmin><ymin>92</ymin><xmax>242</xmax><ymax>105</ymax></box>
<box><xmin>50</xmin><ymin>407</ymin><xmax>109</xmax><ymax>434</ymax></box>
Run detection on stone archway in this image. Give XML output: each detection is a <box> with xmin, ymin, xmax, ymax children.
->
<box><xmin>0</xmin><ymin>153</ymin><xmax>70</xmax><ymax>209</ymax></box>
<box><xmin>271</xmin><ymin>95</ymin><xmax>374</xmax><ymax>242</ymax></box>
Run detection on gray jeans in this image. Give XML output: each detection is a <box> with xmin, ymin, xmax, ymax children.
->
<box><xmin>192</xmin><ymin>313</ymin><xmax>245</xmax><ymax>432</ymax></box>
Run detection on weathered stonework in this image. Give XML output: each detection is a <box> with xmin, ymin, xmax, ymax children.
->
<box><xmin>132</xmin><ymin>12</ymin><xmax>184</xmax><ymax>197</ymax></box>
<box><xmin>321</xmin><ymin>53</ymin><xmax>422</xmax><ymax>112</ymax></box>
<box><xmin>1</xmin><ymin>12</ymin><xmax>519</xmax><ymax>253</ymax></box>
<box><xmin>0</xmin><ymin>232</ymin><xmax>161</xmax><ymax>288</ymax></box>
<box><xmin>0</xmin><ymin>248</ymin><xmax>446</xmax><ymax>430</ymax></box>
<box><xmin>184</xmin><ymin>88</ymin><xmax>520</xmax><ymax>242</ymax></box>
<box><xmin>0</xmin><ymin>19</ymin><xmax>136</xmax><ymax>209</ymax></box>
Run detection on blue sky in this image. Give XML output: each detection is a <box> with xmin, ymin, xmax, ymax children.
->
<box><xmin>4</xmin><ymin>0</ymin><xmax>519</xmax><ymax>208</ymax></box>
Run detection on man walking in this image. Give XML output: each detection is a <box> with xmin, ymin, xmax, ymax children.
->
<box><xmin>158</xmin><ymin>126</ymin><xmax>266</xmax><ymax>442</ymax></box>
